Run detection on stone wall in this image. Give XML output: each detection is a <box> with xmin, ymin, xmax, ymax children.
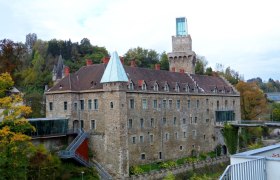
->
<box><xmin>129</xmin><ymin>156</ymin><xmax>229</xmax><ymax>180</ymax></box>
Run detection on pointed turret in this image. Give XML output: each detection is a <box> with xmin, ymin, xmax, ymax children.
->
<box><xmin>100</xmin><ymin>51</ymin><xmax>128</xmax><ymax>83</ymax></box>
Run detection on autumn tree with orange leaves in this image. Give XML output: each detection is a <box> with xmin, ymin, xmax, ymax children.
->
<box><xmin>236</xmin><ymin>81</ymin><xmax>267</xmax><ymax>120</ymax></box>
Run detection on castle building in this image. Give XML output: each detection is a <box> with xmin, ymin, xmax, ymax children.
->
<box><xmin>45</xmin><ymin>18</ymin><xmax>240</xmax><ymax>178</ymax></box>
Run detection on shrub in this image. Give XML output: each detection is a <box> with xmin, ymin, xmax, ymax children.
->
<box><xmin>160</xmin><ymin>161</ymin><xmax>177</xmax><ymax>169</ymax></box>
<box><xmin>184</xmin><ymin>157</ymin><xmax>197</xmax><ymax>164</ymax></box>
<box><xmin>199</xmin><ymin>153</ymin><xmax>207</xmax><ymax>161</ymax></box>
<box><xmin>129</xmin><ymin>166</ymin><xmax>144</xmax><ymax>175</ymax></box>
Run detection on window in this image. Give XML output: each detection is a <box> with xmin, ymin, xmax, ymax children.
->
<box><xmin>176</xmin><ymin>100</ymin><xmax>181</xmax><ymax>109</ymax></box>
<box><xmin>162</xmin><ymin>100</ymin><xmax>167</xmax><ymax>108</ymax></box>
<box><xmin>142</xmin><ymin>99</ymin><xmax>147</xmax><ymax>109</ymax></box>
<box><xmin>183</xmin><ymin>118</ymin><xmax>186</xmax><ymax>124</ymax></box>
<box><xmin>217</xmin><ymin>101</ymin><xmax>219</xmax><ymax>109</ymax></box>
<box><xmin>91</xmin><ymin>120</ymin><xmax>96</xmax><ymax>129</ymax></box>
<box><xmin>74</xmin><ymin>102</ymin><xmax>77</xmax><ymax>111</ymax></box>
<box><xmin>94</xmin><ymin>99</ymin><xmax>98</xmax><ymax>110</ymax></box>
<box><xmin>150</xmin><ymin>134</ymin><xmax>154</xmax><ymax>143</ymax></box>
<box><xmin>142</xmin><ymin>82</ymin><xmax>147</xmax><ymax>91</ymax></box>
<box><xmin>186</xmin><ymin>85</ymin><xmax>190</xmax><ymax>92</ymax></box>
<box><xmin>194</xmin><ymin>117</ymin><xmax>197</xmax><ymax>124</ymax></box>
<box><xmin>203</xmin><ymin>134</ymin><xmax>206</xmax><ymax>140</ymax></box>
<box><xmin>168</xmin><ymin>100</ymin><xmax>172</xmax><ymax>108</ymax></box>
<box><xmin>175</xmin><ymin>83</ymin><xmax>180</xmax><ymax>92</ymax></box>
<box><xmin>80</xmin><ymin>100</ymin><xmax>84</xmax><ymax>110</ymax></box>
<box><xmin>173</xmin><ymin>117</ymin><xmax>177</xmax><ymax>125</ymax></box>
<box><xmin>128</xmin><ymin>119</ymin><xmax>133</xmax><ymax>129</ymax></box>
<box><xmin>132</xmin><ymin>136</ymin><xmax>136</xmax><ymax>144</ymax></box>
<box><xmin>141</xmin><ymin>154</ymin><xmax>145</xmax><ymax>160</ymax></box>
<box><xmin>233</xmin><ymin>100</ymin><xmax>235</xmax><ymax>107</ymax></box>
<box><xmin>140</xmin><ymin>135</ymin><xmax>144</xmax><ymax>143</ymax></box>
<box><xmin>180</xmin><ymin>146</ymin><xmax>183</xmax><ymax>150</ymax></box>
<box><xmin>159</xmin><ymin>152</ymin><xmax>162</xmax><ymax>159</ymax></box>
<box><xmin>129</xmin><ymin>99</ymin><xmax>135</xmax><ymax>109</ymax></box>
<box><xmin>150</xmin><ymin>118</ymin><xmax>154</xmax><ymax>128</ymax></box>
<box><xmin>162</xmin><ymin>118</ymin><xmax>167</xmax><ymax>125</ymax></box>
<box><xmin>175</xmin><ymin>132</ymin><xmax>178</xmax><ymax>139</ymax></box>
<box><xmin>190</xmin><ymin>117</ymin><xmax>193</xmax><ymax>124</ymax></box>
<box><xmin>192</xmin><ymin>130</ymin><xmax>197</xmax><ymax>138</ymax></box>
<box><xmin>153</xmin><ymin>100</ymin><xmax>158</xmax><ymax>109</ymax></box>
<box><xmin>225</xmin><ymin>100</ymin><xmax>228</xmax><ymax>108</ymax></box>
<box><xmin>110</xmin><ymin>102</ymin><xmax>114</xmax><ymax>109</ymax></box>
<box><xmin>154</xmin><ymin>83</ymin><xmax>158</xmax><ymax>91</ymax></box>
<box><xmin>183</xmin><ymin>131</ymin><xmax>187</xmax><ymax>138</ymax></box>
<box><xmin>216</xmin><ymin>110</ymin><xmax>235</xmax><ymax>122</ymax></box>
<box><xmin>206</xmin><ymin>119</ymin><xmax>210</xmax><ymax>123</ymax></box>
<box><xmin>129</xmin><ymin>81</ymin><xmax>134</xmax><ymax>90</ymax></box>
<box><xmin>81</xmin><ymin>120</ymin><xmax>84</xmax><ymax>129</ymax></box>
<box><xmin>187</xmin><ymin>100</ymin><xmax>190</xmax><ymax>108</ymax></box>
<box><xmin>165</xmin><ymin>133</ymin><xmax>169</xmax><ymax>141</ymax></box>
<box><xmin>206</xmin><ymin>99</ymin><xmax>209</xmax><ymax>105</ymax></box>
<box><xmin>64</xmin><ymin>101</ymin><xmax>67</xmax><ymax>110</ymax></box>
<box><xmin>164</xmin><ymin>83</ymin><xmax>169</xmax><ymax>92</ymax></box>
<box><xmin>49</xmin><ymin>102</ymin><xmax>53</xmax><ymax>111</ymax></box>
<box><xmin>196</xmin><ymin>100</ymin><xmax>199</xmax><ymax>108</ymax></box>
<box><xmin>207</xmin><ymin>109</ymin><xmax>210</xmax><ymax>115</ymax></box>
<box><xmin>88</xmin><ymin>100</ymin><xmax>92</xmax><ymax>110</ymax></box>
<box><xmin>140</xmin><ymin>118</ymin><xmax>144</xmax><ymax>128</ymax></box>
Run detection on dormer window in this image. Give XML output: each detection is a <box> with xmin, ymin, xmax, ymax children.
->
<box><xmin>153</xmin><ymin>82</ymin><xmax>159</xmax><ymax>91</ymax></box>
<box><xmin>175</xmin><ymin>83</ymin><xmax>180</xmax><ymax>92</ymax></box>
<box><xmin>142</xmin><ymin>82</ymin><xmax>147</xmax><ymax>91</ymax></box>
<box><xmin>185</xmin><ymin>84</ymin><xmax>190</xmax><ymax>92</ymax></box>
<box><xmin>128</xmin><ymin>80</ymin><xmax>134</xmax><ymax>90</ymax></box>
<box><xmin>194</xmin><ymin>86</ymin><xmax>198</xmax><ymax>93</ymax></box>
<box><xmin>213</xmin><ymin>87</ymin><xmax>218</xmax><ymax>93</ymax></box>
<box><xmin>164</xmin><ymin>83</ymin><xmax>169</xmax><ymax>92</ymax></box>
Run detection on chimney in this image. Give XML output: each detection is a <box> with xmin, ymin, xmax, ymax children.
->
<box><xmin>171</xmin><ymin>67</ymin><xmax>176</xmax><ymax>72</ymax></box>
<box><xmin>119</xmin><ymin>57</ymin><xmax>124</xmax><ymax>65</ymax></box>
<box><xmin>179</xmin><ymin>69</ymin><xmax>185</xmax><ymax>73</ymax></box>
<box><xmin>64</xmin><ymin>66</ymin><xmax>70</xmax><ymax>76</ymax></box>
<box><xmin>86</xmin><ymin>59</ymin><xmax>93</xmax><ymax>66</ymax></box>
<box><xmin>130</xmin><ymin>60</ymin><xmax>136</xmax><ymax>67</ymax></box>
<box><xmin>102</xmin><ymin>57</ymin><xmax>110</xmax><ymax>64</ymax></box>
<box><xmin>155</xmin><ymin>64</ymin><xmax>160</xmax><ymax>70</ymax></box>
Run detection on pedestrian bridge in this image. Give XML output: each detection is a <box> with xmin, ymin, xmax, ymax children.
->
<box><xmin>230</xmin><ymin>120</ymin><xmax>280</xmax><ymax>128</ymax></box>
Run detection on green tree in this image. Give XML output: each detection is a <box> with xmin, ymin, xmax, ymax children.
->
<box><xmin>159</xmin><ymin>51</ymin><xmax>169</xmax><ymax>70</ymax></box>
<box><xmin>195</xmin><ymin>56</ymin><xmax>208</xmax><ymax>75</ymax></box>
<box><xmin>272</xmin><ymin>103</ymin><xmax>280</xmax><ymax>121</ymax></box>
<box><xmin>164</xmin><ymin>171</ymin><xmax>175</xmax><ymax>180</ymax></box>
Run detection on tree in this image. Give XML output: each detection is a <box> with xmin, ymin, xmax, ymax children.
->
<box><xmin>236</xmin><ymin>81</ymin><xmax>267</xmax><ymax>120</ymax></box>
<box><xmin>0</xmin><ymin>73</ymin><xmax>35</xmax><ymax>179</ymax></box>
<box><xmin>159</xmin><ymin>51</ymin><xmax>169</xmax><ymax>70</ymax></box>
<box><xmin>272</xmin><ymin>103</ymin><xmax>280</xmax><ymax>121</ymax></box>
<box><xmin>0</xmin><ymin>72</ymin><xmax>14</xmax><ymax>98</ymax></box>
<box><xmin>25</xmin><ymin>33</ymin><xmax>37</xmax><ymax>53</ymax></box>
<box><xmin>195</xmin><ymin>56</ymin><xmax>208</xmax><ymax>75</ymax></box>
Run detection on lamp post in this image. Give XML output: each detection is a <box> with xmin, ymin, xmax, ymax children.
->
<box><xmin>81</xmin><ymin>171</ymin><xmax>84</xmax><ymax>180</ymax></box>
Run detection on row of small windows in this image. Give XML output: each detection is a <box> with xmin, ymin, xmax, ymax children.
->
<box><xmin>131</xmin><ymin>130</ymin><xmax>203</xmax><ymax>144</ymax></box>
<box><xmin>49</xmin><ymin>99</ymin><xmax>99</xmax><ymax>111</ymax></box>
<box><xmin>129</xmin><ymin>98</ymin><xmax>236</xmax><ymax>110</ymax></box>
<box><xmin>128</xmin><ymin>116</ymin><xmax>206</xmax><ymax>129</ymax></box>
<box><xmin>129</xmin><ymin>80</ymin><xmax>196</xmax><ymax>93</ymax></box>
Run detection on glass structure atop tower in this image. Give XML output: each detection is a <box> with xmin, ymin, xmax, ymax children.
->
<box><xmin>176</xmin><ymin>17</ymin><xmax>187</xmax><ymax>36</ymax></box>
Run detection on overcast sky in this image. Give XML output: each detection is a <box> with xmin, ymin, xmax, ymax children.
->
<box><xmin>1</xmin><ymin>0</ymin><xmax>279</xmax><ymax>81</ymax></box>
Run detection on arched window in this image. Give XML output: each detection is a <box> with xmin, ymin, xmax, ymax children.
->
<box><xmin>153</xmin><ymin>82</ymin><xmax>158</xmax><ymax>91</ymax></box>
<box><xmin>164</xmin><ymin>83</ymin><xmax>169</xmax><ymax>92</ymax></box>
<box><xmin>142</xmin><ymin>82</ymin><xmax>147</xmax><ymax>91</ymax></box>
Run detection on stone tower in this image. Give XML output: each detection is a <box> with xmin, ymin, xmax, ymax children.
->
<box><xmin>168</xmin><ymin>17</ymin><xmax>196</xmax><ymax>74</ymax></box>
<box><xmin>100</xmin><ymin>51</ymin><xmax>129</xmax><ymax>178</ymax></box>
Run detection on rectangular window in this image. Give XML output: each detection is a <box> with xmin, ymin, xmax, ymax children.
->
<box><xmin>190</xmin><ymin>117</ymin><xmax>193</xmax><ymax>124</ymax></box>
<box><xmin>206</xmin><ymin>119</ymin><xmax>210</xmax><ymax>123</ymax></box>
<box><xmin>150</xmin><ymin>118</ymin><xmax>154</xmax><ymax>128</ymax></box>
<box><xmin>162</xmin><ymin>100</ymin><xmax>167</xmax><ymax>108</ymax></box>
<box><xmin>88</xmin><ymin>100</ymin><xmax>92</xmax><ymax>110</ymax></box>
<box><xmin>140</xmin><ymin>118</ymin><xmax>144</xmax><ymax>128</ymax></box>
<box><xmin>173</xmin><ymin>117</ymin><xmax>177</xmax><ymax>125</ymax></box>
<box><xmin>49</xmin><ymin>102</ymin><xmax>53</xmax><ymax>111</ymax></box>
<box><xmin>140</xmin><ymin>135</ymin><xmax>144</xmax><ymax>143</ymax></box>
<box><xmin>192</xmin><ymin>130</ymin><xmax>197</xmax><ymax>138</ymax></box>
<box><xmin>162</xmin><ymin>118</ymin><xmax>167</xmax><ymax>125</ymax></box>
<box><xmin>195</xmin><ymin>117</ymin><xmax>197</xmax><ymax>124</ymax></box>
<box><xmin>176</xmin><ymin>100</ymin><xmax>181</xmax><ymax>109</ymax></box>
<box><xmin>129</xmin><ymin>99</ymin><xmax>135</xmax><ymax>109</ymax></box>
<box><xmin>206</xmin><ymin>99</ymin><xmax>209</xmax><ymax>105</ymax></box>
<box><xmin>159</xmin><ymin>152</ymin><xmax>162</xmax><ymax>159</ymax></box>
<box><xmin>128</xmin><ymin>119</ymin><xmax>133</xmax><ymax>129</ymax></box>
<box><xmin>183</xmin><ymin>118</ymin><xmax>186</xmax><ymax>124</ymax></box>
<box><xmin>132</xmin><ymin>136</ymin><xmax>136</xmax><ymax>144</ymax></box>
<box><xmin>216</xmin><ymin>110</ymin><xmax>235</xmax><ymax>122</ymax></box>
<box><xmin>94</xmin><ymin>99</ymin><xmax>98</xmax><ymax>110</ymax></box>
<box><xmin>168</xmin><ymin>99</ymin><xmax>172</xmax><ymax>108</ymax></box>
<box><xmin>196</xmin><ymin>100</ymin><xmax>199</xmax><ymax>108</ymax></box>
<box><xmin>64</xmin><ymin>101</ymin><xmax>67</xmax><ymax>111</ymax></box>
<box><xmin>142</xmin><ymin>99</ymin><xmax>147</xmax><ymax>109</ymax></box>
<box><xmin>204</xmin><ymin>134</ymin><xmax>206</xmax><ymax>140</ymax></box>
<box><xmin>74</xmin><ymin>102</ymin><xmax>77</xmax><ymax>111</ymax></box>
<box><xmin>183</xmin><ymin>131</ymin><xmax>186</xmax><ymax>138</ymax></box>
<box><xmin>175</xmin><ymin>132</ymin><xmax>178</xmax><ymax>139</ymax></box>
<box><xmin>217</xmin><ymin>101</ymin><xmax>220</xmax><ymax>109</ymax></box>
<box><xmin>187</xmin><ymin>100</ymin><xmax>191</xmax><ymax>108</ymax></box>
<box><xmin>81</xmin><ymin>120</ymin><xmax>84</xmax><ymax>129</ymax></box>
<box><xmin>91</xmin><ymin>120</ymin><xmax>96</xmax><ymax>129</ymax></box>
<box><xmin>141</xmin><ymin>154</ymin><xmax>145</xmax><ymax>160</ymax></box>
<box><xmin>150</xmin><ymin>134</ymin><xmax>154</xmax><ymax>143</ymax></box>
<box><xmin>153</xmin><ymin>100</ymin><xmax>158</xmax><ymax>109</ymax></box>
<box><xmin>233</xmin><ymin>100</ymin><xmax>235</xmax><ymax>107</ymax></box>
<box><xmin>80</xmin><ymin>100</ymin><xmax>84</xmax><ymax>110</ymax></box>
<box><xmin>165</xmin><ymin>133</ymin><xmax>169</xmax><ymax>141</ymax></box>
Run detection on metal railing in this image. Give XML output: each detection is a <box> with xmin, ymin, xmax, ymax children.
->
<box><xmin>91</xmin><ymin>160</ymin><xmax>113</xmax><ymax>180</ymax></box>
<box><xmin>220</xmin><ymin>158</ymin><xmax>266</xmax><ymax>180</ymax></box>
